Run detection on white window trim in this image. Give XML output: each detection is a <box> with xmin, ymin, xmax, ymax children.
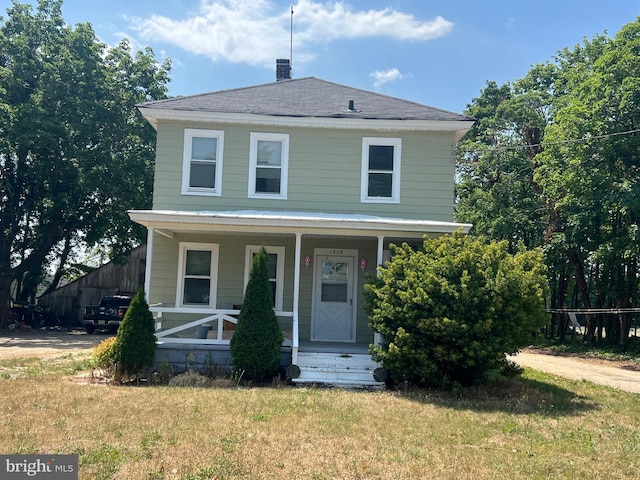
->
<box><xmin>248</xmin><ymin>132</ymin><xmax>289</xmax><ymax>199</ymax></box>
<box><xmin>360</xmin><ymin>137</ymin><xmax>402</xmax><ymax>203</ymax></box>
<box><xmin>182</xmin><ymin>128</ymin><xmax>224</xmax><ymax>196</ymax></box>
<box><xmin>244</xmin><ymin>245</ymin><xmax>285</xmax><ymax>311</ymax></box>
<box><xmin>176</xmin><ymin>242</ymin><xmax>219</xmax><ymax>308</ymax></box>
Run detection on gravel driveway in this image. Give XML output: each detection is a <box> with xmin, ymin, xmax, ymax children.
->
<box><xmin>0</xmin><ymin>328</ymin><xmax>109</xmax><ymax>359</ymax></box>
<box><xmin>511</xmin><ymin>350</ymin><xmax>640</xmax><ymax>394</ymax></box>
<box><xmin>2</xmin><ymin>330</ymin><xmax>640</xmax><ymax>393</ymax></box>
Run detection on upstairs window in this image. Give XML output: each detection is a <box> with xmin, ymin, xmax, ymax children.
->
<box><xmin>182</xmin><ymin>129</ymin><xmax>224</xmax><ymax>195</ymax></box>
<box><xmin>361</xmin><ymin>137</ymin><xmax>402</xmax><ymax>203</ymax></box>
<box><xmin>248</xmin><ymin>132</ymin><xmax>289</xmax><ymax>199</ymax></box>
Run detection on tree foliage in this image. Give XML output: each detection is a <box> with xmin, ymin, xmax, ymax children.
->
<box><xmin>0</xmin><ymin>0</ymin><xmax>170</xmax><ymax>317</ymax></box>
<box><xmin>456</xmin><ymin>20</ymin><xmax>640</xmax><ymax>344</ymax></box>
<box><xmin>112</xmin><ymin>289</ymin><xmax>156</xmax><ymax>377</ymax></box>
<box><xmin>365</xmin><ymin>232</ymin><xmax>548</xmax><ymax>389</ymax></box>
<box><xmin>230</xmin><ymin>247</ymin><xmax>284</xmax><ymax>381</ymax></box>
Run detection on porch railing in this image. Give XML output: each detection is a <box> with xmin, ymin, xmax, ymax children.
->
<box><xmin>149</xmin><ymin>305</ymin><xmax>297</xmax><ymax>362</ymax></box>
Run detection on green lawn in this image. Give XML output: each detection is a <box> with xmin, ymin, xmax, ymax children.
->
<box><xmin>1</xmin><ymin>353</ymin><xmax>639</xmax><ymax>479</ymax></box>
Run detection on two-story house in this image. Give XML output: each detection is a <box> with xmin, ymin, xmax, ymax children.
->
<box><xmin>129</xmin><ymin>61</ymin><xmax>474</xmax><ymax>387</ymax></box>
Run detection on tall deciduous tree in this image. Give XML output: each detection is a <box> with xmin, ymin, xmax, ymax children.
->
<box><xmin>535</xmin><ymin>21</ymin><xmax>640</xmax><ymax>344</ymax></box>
<box><xmin>457</xmin><ymin>21</ymin><xmax>640</xmax><ymax>345</ymax></box>
<box><xmin>0</xmin><ymin>0</ymin><xmax>170</xmax><ymax>320</ymax></box>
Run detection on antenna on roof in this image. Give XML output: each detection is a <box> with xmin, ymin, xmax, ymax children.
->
<box><xmin>276</xmin><ymin>6</ymin><xmax>294</xmax><ymax>81</ymax></box>
<box><xmin>290</xmin><ymin>5</ymin><xmax>294</xmax><ymax>78</ymax></box>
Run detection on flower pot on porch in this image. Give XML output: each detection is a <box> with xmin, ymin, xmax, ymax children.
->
<box><xmin>196</xmin><ymin>324</ymin><xmax>211</xmax><ymax>339</ymax></box>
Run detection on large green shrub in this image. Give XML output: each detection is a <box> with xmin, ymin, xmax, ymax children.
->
<box><xmin>365</xmin><ymin>232</ymin><xmax>549</xmax><ymax>388</ymax></box>
<box><xmin>112</xmin><ymin>289</ymin><xmax>156</xmax><ymax>377</ymax></box>
<box><xmin>230</xmin><ymin>247</ymin><xmax>284</xmax><ymax>381</ymax></box>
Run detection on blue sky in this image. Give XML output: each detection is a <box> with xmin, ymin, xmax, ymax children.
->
<box><xmin>5</xmin><ymin>0</ymin><xmax>640</xmax><ymax>113</ymax></box>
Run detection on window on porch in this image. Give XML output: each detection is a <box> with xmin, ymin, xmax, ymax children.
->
<box><xmin>177</xmin><ymin>242</ymin><xmax>219</xmax><ymax>307</ymax></box>
<box><xmin>244</xmin><ymin>245</ymin><xmax>285</xmax><ymax>311</ymax></box>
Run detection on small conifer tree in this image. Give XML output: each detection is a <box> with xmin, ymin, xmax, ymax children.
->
<box><xmin>230</xmin><ymin>247</ymin><xmax>284</xmax><ymax>380</ymax></box>
<box><xmin>112</xmin><ymin>288</ymin><xmax>156</xmax><ymax>377</ymax></box>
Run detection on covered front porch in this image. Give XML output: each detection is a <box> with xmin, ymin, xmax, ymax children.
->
<box><xmin>130</xmin><ymin>209</ymin><xmax>470</xmax><ymax>386</ymax></box>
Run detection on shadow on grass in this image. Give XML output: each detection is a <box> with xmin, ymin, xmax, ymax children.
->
<box><xmin>389</xmin><ymin>374</ymin><xmax>598</xmax><ymax>417</ymax></box>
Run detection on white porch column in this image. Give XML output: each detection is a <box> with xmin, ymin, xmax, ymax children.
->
<box><xmin>374</xmin><ymin>235</ymin><xmax>384</xmax><ymax>347</ymax></box>
<box><xmin>144</xmin><ymin>228</ymin><xmax>154</xmax><ymax>302</ymax></box>
<box><xmin>376</xmin><ymin>236</ymin><xmax>385</xmax><ymax>274</ymax></box>
<box><xmin>292</xmin><ymin>233</ymin><xmax>302</xmax><ymax>365</ymax></box>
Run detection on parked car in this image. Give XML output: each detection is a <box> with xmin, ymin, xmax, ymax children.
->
<box><xmin>10</xmin><ymin>302</ymin><xmax>54</xmax><ymax>329</ymax></box>
<box><xmin>82</xmin><ymin>295</ymin><xmax>133</xmax><ymax>334</ymax></box>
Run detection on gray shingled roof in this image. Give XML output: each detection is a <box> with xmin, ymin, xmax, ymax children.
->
<box><xmin>138</xmin><ymin>77</ymin><xmax>473</xmax><ymax>122</ymax></box>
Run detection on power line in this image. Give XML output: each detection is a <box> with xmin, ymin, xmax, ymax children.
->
<box><xmin>548</xmin><ymin>308</ymin><xmax>640</xmax><ymax>314</ymax></box>
<box><xmin>487</xmin><ymin>127</ymin><xmax>640</xmax><ymax>154</ymax></box>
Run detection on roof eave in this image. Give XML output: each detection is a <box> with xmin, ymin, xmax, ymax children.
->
<box><xmin>128</xmin><ymin>210</ymin><xmax>472</xmax><ymax>238</ymax></box>
<box><xmin>137</xmin><ymin>106</ymin><xmax>474</xmax><ymax>135</ymax></box>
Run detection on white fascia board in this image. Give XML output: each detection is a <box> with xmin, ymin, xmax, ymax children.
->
<box><xmin>128</xmin><ymin>209</ymin><xmax>471</xmax><ymax>238</ymax></box>
<box><xmin>138</xmin><ymin>107</ymin><xmax>474</xmax><ymax>136</ymax></box>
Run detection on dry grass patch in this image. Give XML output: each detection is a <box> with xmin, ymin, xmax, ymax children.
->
<box><xmin>0</xmin><ymin>352</ymin><xmax>93</xmax><ymax>379</ymax></box>
<box><xmin>1</xmin><ymin>357</ymin><xmax>640</xmax><ymax>479</ymax></box>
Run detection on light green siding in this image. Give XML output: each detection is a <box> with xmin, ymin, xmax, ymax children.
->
<box><xmin>148</xmin><ymin>232</ymin><xmax>386</xmax><ymax>345</ymax></box>
<box><xmin>152</xmin><ymin>121</ymin><xmax>456</xmax><ymax>221</ymax></box>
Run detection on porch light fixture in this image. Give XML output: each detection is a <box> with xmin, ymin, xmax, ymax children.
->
<box><xmin>304</xmin><ymin>256</ymin><xmax>311</xmax><ymax>269</ymax></box>
<box><xmin>360</xmin><ymin>258</ymin><xmax>367</xmax><ymax>272</ymax></box>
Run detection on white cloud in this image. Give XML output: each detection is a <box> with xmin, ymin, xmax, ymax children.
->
<box><xmin>370</xmin><ymin>68</ymin><xmax>407</xmax><ymax>88</ymax></box>
<box><xmin>130</xmin><ymin>0</ymin><xmax>453</xmax><ymax>67</ymax></box>
<box><xmin>294</xmin><ymin>0</ymin><xmax>452</xmax><ymax>42</ymax></box>
<box><xmin>505</xmin><ymin>17</ymin><xmax>516</xmax><ymax>31</ymax></box>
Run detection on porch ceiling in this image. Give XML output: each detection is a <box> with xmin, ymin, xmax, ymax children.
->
<box><xmin>128</xmin><ymin>209</ymin><xmax>471</xmax><ymax>239</ymax></box>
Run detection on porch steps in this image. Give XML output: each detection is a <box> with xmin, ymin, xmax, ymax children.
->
<box><xmin>291</xmin><ymin>352</ymin><xmax>385</xmax><ymax>389</ymax></box>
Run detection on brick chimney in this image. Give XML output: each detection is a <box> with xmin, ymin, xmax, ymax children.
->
<box><xmin>276</xmin><ymin>59</ymin><xmax>291</xmax><ymax>81</ymax></box>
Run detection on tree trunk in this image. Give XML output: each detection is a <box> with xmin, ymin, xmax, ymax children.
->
<box><xmin>567</xmin><ymin>249</ymin><xmax>595</xmax><ymax>342</ymax></box>
<box><xmin>619</xmin><ymin>313</ymin><xmax>631</xmax><ymax>346</ymax></box>
<box><xmin>0</xmin><ymin>273</ymin><xmax>14</xmax><ymax>330</ymax></box>
<box><xmin>42</xmin><ymin>234</ymin><xmax>73</xmax><ymax>296</ymax></box>
<box><xmin>550</xmin><ymin>268</ymin><xmax>568</xmax><ymax>340</ymax></box>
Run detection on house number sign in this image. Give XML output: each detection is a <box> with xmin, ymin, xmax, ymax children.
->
<box><xmin>329</xmin><ymin>249</ymin><xmax>344</xmax><ymax>255</ymax></box>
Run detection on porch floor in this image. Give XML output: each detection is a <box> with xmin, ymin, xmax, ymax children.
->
<box><xmin>298</xmin><ymin>341</ymin><xmax>371</xmax><ymax>355</ymax></box>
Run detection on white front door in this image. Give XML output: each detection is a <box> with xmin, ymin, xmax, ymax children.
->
<box><xmin>311</xmin><ymin>250</ymin><xmax>357</xmax><ymax>342</ymax></box>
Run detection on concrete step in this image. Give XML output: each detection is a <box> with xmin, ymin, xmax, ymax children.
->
<box><xmin>291</xmin><ymin>352</ymin><xmax>385</xmax><ymax>389</ymax></box>
<box><xmin>295</xmin><ymin>367</ymin><xmax>376</xmax><ymax>381</ymax></box>
<box><xmin>296</xmin><ymin>352</ymin><xmax>378</xmax><ymax>369</ymax></box>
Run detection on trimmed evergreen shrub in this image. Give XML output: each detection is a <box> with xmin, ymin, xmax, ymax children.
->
<box><xmin>365</xmin><ymin>231</ymin><xmax>549</xmax><ymax>389</ymax></box>
<box><xmin>112</xmin><ymin>288</ymin><xmax>156</xmax><ymax>377</ymax></box>
<box><xmin>230</xmin><ymin>247</ymin><xmax>284</xmax><ymax>381</ymax></box>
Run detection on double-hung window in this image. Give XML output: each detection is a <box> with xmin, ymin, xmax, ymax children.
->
<box><xmin>244</xmin><ymin>246</ymin><xmax>285</xmax><ymax>310</ymax></box>
<box><xmin>182</xmin><ymin>129</ymin><xmax>224</xmax><ymax>195</ymax></box>
<box><xmin>177</xmin><ymin>243</ymin><xmax>219</xmax><ymax>307</ymax></box>
<box><xmin>248</xmin><ymin>132</ymin><xmax>289</xmax><ymax>199</ymax></box>
<box><xmin>361</xmin><ymin>137</ymin><xmax>402</xmax><ymax>203</ymax></box>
